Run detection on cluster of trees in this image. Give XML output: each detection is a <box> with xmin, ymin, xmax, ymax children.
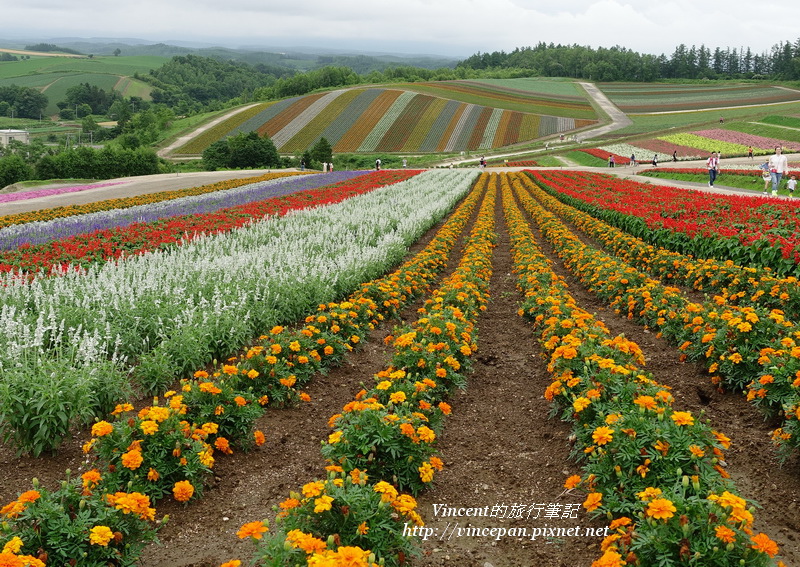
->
<box><xmin>0</xmin><ymin>85</ymin><xmax>48</xmax><ymax>119</ymax></box>
<box><xmin>202</xmin><ymin>131</ymin><xmax>280</xmax><ymax>170</ymax></box>
<box><xmin>142</xmin><ymin>54</ymin><xmax>290</xmax><ymax>115</ymax></box>
<box><xmin>0</xmin><ymin>139</ymin><xmax>161</xmax><ymax>187</ymax></box>
<box><xmin>457</xmin><ymin>40</ymin><xmax>800</xmax><ymax>81</ymax></box>
<box><xmin>24</xmin><ymin>43</ymin><xmax>83</xmax><ymax>55</ymax></box>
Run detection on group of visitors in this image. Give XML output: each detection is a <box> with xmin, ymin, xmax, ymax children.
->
<box><xmin>707</xmin><ymin>146</ymin><xmax>795</xmax><ymax>196</ymax></box>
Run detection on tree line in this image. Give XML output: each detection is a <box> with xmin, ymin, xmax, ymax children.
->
<box><xmin>456</xmin><ymin>40</ymin><xmax>800</xmax><ymax>81</ymax></box>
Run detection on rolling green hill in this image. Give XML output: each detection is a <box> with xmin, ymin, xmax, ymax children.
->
<box><xmin>0</xmin><ymin>54</ymin><xmax>163</xmax><ymax>115</ymax></box>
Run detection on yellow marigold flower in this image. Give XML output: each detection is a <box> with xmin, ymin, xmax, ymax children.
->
<box><xmin>140</xmin><ymin>420</ymin><xmax>159</xmax><ymax>435</ymax></box>
<box><xmin>173</xmin><ymin>481</ymin><xmax>195</xmax><ymax>502</ymax></box>
<box><xmin>328</xmin><ymin>431</ymin><xmax>343</xmax><ymax>444</ymax></box>
<box><xmin>633</xmin><ymin>395</ymin><xmax>656</xmax><ymax>410</ymax></box>
<box><xmin>573</xmin><ymin>397</ymin><xmax>591</xmax><ymax>412</ymax></box>
<box><xmin>419</xmin><ymin>462</ymin><xmax>435</xmax><ymax>483</ymax></box>
<box><xmin>389</xmin><ymin>391</ymin><xmax>407</xmax><ymax>404</ymax></box>
<box><xmin>302</xmin><ymin>481</ymin><xmax>325</xmax><ymax>498</ymax></box>
<box><xmin>314</xmin><ymin>495</ymin><xmax>334</xmax><ymax>513</ymax></box>
<box><xmin>583</xmin><ymin>492</ymin><xmax>602</xmax><ymax>512</ymax></box>
<box><xmin>91</xmin><ymin>420</ymin><xmax>114</xmax><ymax>437</ymax></box>
<box><xmin>199</xmin><ymin>382</ymin><xmax>222</xmax><ymax>394</ymax></box>
<box><xmin>89</xmin><ymin>525</ymin><xmax>114</xmax><ymax>546</ymax></box>
<box><xmin>289</xmin><ymin>341</ymin><xmax>301</xmax><ymax>352</ymax></box>
<box><xmin>392</xmin><ymin>494</ymin><xmax>417</xmax><ymax>514</ymax></box>
<box><xmin>237</xmin><ymin>521</ymin><xmax>269</xmax><ymax>539</ymax></box>
<box><xmin>670</xmin><ymin>411</ymin><xmax>694</xmax><ymax>426</ymax></box>
<box><xmin>646</xmin><ymin>498</ymin><xmax>676</xmax><ymax>520</ymax></box>
<box><xmin>324</xmin><ymin>346</ymin><xmax>334</xmax><ymax>355</ymax></box>
<box><xmin>637</xmin><ymin>487</ymin><xmax>662</xmax><ymax>501</ymax></box>
<box><xmin>373</xmin><ymin>481</ymin><xmax>398</xmax><ymax>502</ymax></box>
<box><xmin>417</xmin><ymin>426</ymin><xmax>436</xmax><ymax>443</ymax></box>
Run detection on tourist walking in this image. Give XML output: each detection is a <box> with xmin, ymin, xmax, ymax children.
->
<box><xmin>707</xmin><ymin>152</ymin><xmax>719</xmax><ymax>187</ymax></box>
<box><xmin>768</xmin><ymin>146</ymin><xmax>789</xmax><ymax>194</ymax></box>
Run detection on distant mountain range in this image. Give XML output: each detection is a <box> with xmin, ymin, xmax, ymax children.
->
<box><xmin>0</xmin><ymin>36</ymin><xmax>461</xmax><ymax>70</ymax></box>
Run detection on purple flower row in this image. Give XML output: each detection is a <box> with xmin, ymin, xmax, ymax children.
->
<box><xmin>0</xmin><ymin>171</ymin><xmax>369</xmax><ymax>251</ymax></box>
<box><xmin>0</xmin><ymin>182</ymin><xmax>125</xmax><ymax>204</ymax></box>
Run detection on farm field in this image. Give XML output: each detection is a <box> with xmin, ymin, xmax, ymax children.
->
<box><xmin>598</xmin><ymin>82</ymin><xmax>800</xmax><ymax>113</ymax></box>
<box><xmin>1</xmin><ymin>169</ymin><xmax>799</xmax><ymax>567</ymax></box>
<box><xmin>172</xmin><ymin>80</ymin><xmax>599</xmax><ymax>156</ymax></box>
<box><xmin>0</xmin><ymin>54</ymin><xmax>162</xmax><ymax>115</ymax></box>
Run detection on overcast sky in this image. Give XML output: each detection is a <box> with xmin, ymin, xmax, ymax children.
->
<box><xmin>3</xmin><ymin>0</ymin><xmax>796</xmax><ymax>59</ymax></box>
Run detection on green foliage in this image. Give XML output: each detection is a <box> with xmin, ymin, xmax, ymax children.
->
<box><xmin>0</xmin><ymin>84</ymin><xmax>48</xmax><ymax>118</ymax></box>
<box><xmin>0</xmin><ymin>473</ymin><xmax>159</xmax><ymax>567</ymax></box>
<box><xmin>0</xmin><ymin>360</ymin><xmax>129</xmax><ymax>457</ymax></box>
<box><xmin>0</xmin><ymin>154</ymin><xmax>33</xmax><ymax>187</ymax></box>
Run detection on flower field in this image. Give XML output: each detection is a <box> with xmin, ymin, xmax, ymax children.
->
<box><xmin>174</xmin><ymin>84</ymin><xmax>598</xmax><ymax>156</ymax></box>
<box><xmin>586</xmin><ymin>125</ymin><xmax>800</xmax><ymax>164</ymax></box>
<box><xmin>2</xmin><ymin>169</ymin><xmax>800</xmax><ymax>567</ymax></box>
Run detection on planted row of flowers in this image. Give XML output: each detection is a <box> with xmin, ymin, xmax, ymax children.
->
<box><xmin>504</xmin><ymin>172</ymin><xmax>785</xmax><ymax>567</ymax></box>
<box><xmin>0</xmin><ymin>172</ymin><xmax>489</xmax><ymax>566</ymax></box>
<box><xmin>530</xmin><ymin>170</ymin><xmax>800</xmax><ymax>275</ymax></box>
<box><xmin>0</xmin><ymin>171</ymin><xmax>408</xmax><ymax>274</ymax></box>
<box><xmin>0</xmin><ymin>170</ymin><xmax>478</xmax><ymax>456</ymax></box>
<box><xmin>0</xmin><ymin>172</ymin><xmax>304</xmax><ymax>231</ymax></box>
<box><xmin>216</xmin><ymin>172</ymin><xmax>495</xmax><ymax>567</ymax></box>
<box><xmin>520</xmin><ymin>173</ymin><xmax>800</xmax><ymax>459</ymax></box>
<box><xmin>0</xmin><ymin>181</ymin><xmax>125</xmax><ymax>205</ymax></box>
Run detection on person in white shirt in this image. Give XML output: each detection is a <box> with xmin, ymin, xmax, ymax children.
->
<box><xmin>788</xmin><ymin>175</ymin><xmax>797</xmax><ymax>196</ymax></box>
<box><xmin>706</xmin><ymin>152</ymin><xmax>719</xmax><ymax>187</ymax></box>
<box><xmin>768</xmin><ymin>146</ymin><xmax>789</xmax><ymax>194</ymax></box>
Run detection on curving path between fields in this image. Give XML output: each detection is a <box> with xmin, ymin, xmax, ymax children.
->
<box><xmin>157</xmin><ymin>103</ymin><xmax>262</xmax><ymax>159</ymax></box>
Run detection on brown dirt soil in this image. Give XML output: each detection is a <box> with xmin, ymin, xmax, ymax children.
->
<box><xmin>2</xmin><ymin>173</ymin><xmax>800</xmax><ymax>567</ymax></box>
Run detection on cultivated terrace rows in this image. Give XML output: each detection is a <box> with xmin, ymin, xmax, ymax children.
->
<box><xmin>0</xmin><ymin>171</ymin><xmax>799</xmax><ymax>567</ymax></box>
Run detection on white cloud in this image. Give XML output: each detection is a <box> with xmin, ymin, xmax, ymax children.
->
<box><xmin>3</xmin><ymin>0</ymin><xmax>798</xmax><ymax>58</ymax></box>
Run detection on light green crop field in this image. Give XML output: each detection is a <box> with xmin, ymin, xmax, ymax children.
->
<box><xmin>472</xmin><ymin>77</ymin><xmax>588</xmax><ymax>98</ymax></box>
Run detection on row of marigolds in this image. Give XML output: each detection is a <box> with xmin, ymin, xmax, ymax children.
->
<box><xmin>217</xmin><ymin>173</ymin><xmax>496</xmax><ymax>567</ymax></box>
<box><xmin>502</xmin><ymin>172</ymin><xmax>784</xmax><ymax>566</ymax></box>
<box><xmin>527</xmin><ymin>170</ymin><xmax>800</xmax><ymax>461</ymax></box>
<box><xmin>0</xmin><ymin>175</ymin><xmax>480</xmax><ymax>565</ymax></box>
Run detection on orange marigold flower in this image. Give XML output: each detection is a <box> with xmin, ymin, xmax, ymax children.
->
<box><xmin>438</xmin><ymin>402</ymin><xmax>451</xmax><ymax>415</ymax></box>
<box><xmin>121</xmin><ymin>450</ymin><xmax>143</xmax><ymax>470</ymax></box>
<box><xmin>646</xmin><ymin>498</ymin><xmax>677</xmax><ymax>520</ymax></box>
<box><xmin>279</xmin><ymin>497</ymin><xmax>301</xmax><ymax>510</ymax></box>
<box><xmin>173</xmin><ymin>480</ymin><xmax>195</xmax><ymax>502</ymax></box>
<box><xmin>234</xmin><ymin>396</ymin><xmax>247</xmax><ymax>407</ymax></box>
<box><xmin>564</xmin><ymin>475</ymin><xmax>581</xmax><ymax>489</ymax></box>
<box><xmin>592</xmin><ymin>426</ymin><xmax>614</xmax><ymax>446</ymax></box>
<box><xmin>237</xmin><ymin>521</ymin><xmax>269</xmax><ymax>540</ymax></box>
<box><xmin>17</xmin><ymin>490</ymin><xmax>41</xmax><ymax>504</ymax></box>
<box><xmin>215</xmin><ymin>437</ymin><xmax>233</xmax><ymax>455</ymax></box>
<box><xmin>147</xmin><ymin>468</ymin><xmax>160</xmax><ymax>482</ymax></box>
<box><xmin>583</xmin><ymin>492</ymin><xmax>602</xmax><ymax>512</ymax></box>
<box><xmin>715</xmin><ymin>525</ymin><xmax>737</xmax><ymax>543</ymax></box>
<box><xmin>591</xmin><ymin>549</ymin><xmax>625</xmax><ymax>567</ymax></box>
<box><xmin>609</xmin><ymin>516</ymin><xmax>632</xmax><ymax>531</ymax></box>
<box><xmin>751</xmin><ymin>533</ymin><xmax>779</xmax><ymax>557</ymax></box>
<box><xmin>220</xmin><ymin>561</ymin><xmax>242</xmax><ymax>567</ymax></box>
<box><xmin>670</xmin><ymin>411</ymin><xmax>694</xmax><ymax>426</ymax></box>
<box><xmin>91</xmin><ymin>420</ymin><xmax>114</xmax><ymax>437</ymax></box>
<box><xmin>254</xmin><ymin>430</ymin><xmax>266</xmax><ymax>446</ymax></box>
<box><xmin>302</xmin><ymin>481</ymin><xmax>325</xmax><ymax>498</ymax></box>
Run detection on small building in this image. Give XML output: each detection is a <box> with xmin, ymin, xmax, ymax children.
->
<box><xmin>0</xmin><ymin>129</ymin><xmax>30</xmax><ymax>146</ymax></box>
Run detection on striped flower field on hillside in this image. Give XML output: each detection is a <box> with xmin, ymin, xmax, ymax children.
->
<box><xmin>175</xmin><ymin>86</ymin><xmax>597</xmax><ymax>155</ymax></box>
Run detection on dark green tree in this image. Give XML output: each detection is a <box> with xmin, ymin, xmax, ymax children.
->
<box><xmin>202</xmin><ymin>140</ymin><xmax>231</xmax><ymax>171</ymax></box>
<box><xmin>309</xmin><ymin>137</ymin><xmax>333</xmax><ymax>165</ymax></box>
<box><xmin>0</xmin><ymin>155</ymin><xmax>33</xmax><ymax>187</ymax></box>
